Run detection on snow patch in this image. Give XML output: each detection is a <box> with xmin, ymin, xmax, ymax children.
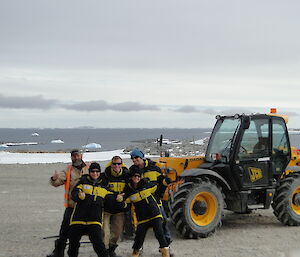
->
<box><xmin>0</xmin><ymin>149</ymin><xmax>126</xmax><ymax>164</ymax></box>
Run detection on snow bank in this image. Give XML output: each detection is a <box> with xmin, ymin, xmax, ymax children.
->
<box><xmin>0</xmin><ymin>149</ymin><xmax>130</xmax><ymax>164</ymax></box>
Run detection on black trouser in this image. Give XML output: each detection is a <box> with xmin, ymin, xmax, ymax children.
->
<box><xmin>68</xmin><ymin>224</ymin><xmax>108</xmax><ymax>257</ymax></box>
<box><xmin>123</xmin><ymin>210</ymin><xmax>135</xmax><ymax>237</ymax></box>
<box><xmin>160</xmin><ymin>205</ymin><xmax>172</xmax><ymax>245</ymax></box>
<box><xmin>133</xmin><ymin>218</ymin><xmax>168</xmax><ymax>250</ymax></box>
<box><xmin>58</xmin><ymin>207</ymin><xmax>73</xmax><ymax>243</ymax></box>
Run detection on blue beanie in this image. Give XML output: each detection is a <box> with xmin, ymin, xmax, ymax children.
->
<box><xmin>130</xmin><ymin>148</ymin><xmax>144</xmax><ymax>159</ymax></box>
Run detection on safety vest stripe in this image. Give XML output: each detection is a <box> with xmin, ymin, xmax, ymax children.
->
<box><xmin>64</xmin><ymin>165</ymin><xmax>72</xmax><ymax>208</ymax></box>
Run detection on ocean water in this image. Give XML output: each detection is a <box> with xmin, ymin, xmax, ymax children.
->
<box><xmin>0</xmin><ymin>128</ymin><xmax>211</xmax><ymax>152</ymax></box>
<box><xmin>0</xmin><ymin>128</ymin><xmax>299</xmax><ymax>152</ymax></box>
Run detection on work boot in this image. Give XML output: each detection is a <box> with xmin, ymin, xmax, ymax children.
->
<box><xmin>160</xmin><ymin>247</ymin><xmax>170</xmax><ymax>257</ymax></box>
<box><xmin>108</xmin><ymin>244</ymin><xmax>122</xmax><ymax>257</ymax></box>
<box><xmin>132</xmin><ymin>249</ymin><xmax>140</xmax><ymax>257</ymax></box>
<box><xmin>47</xmin><ymin>239</ymin><xmax>66</xmax><ymax>257</ymax></box>
<box><xmin>159</xmin><ymin>246</ymin><xmax>174</xmax><ymax>256</ymax></box>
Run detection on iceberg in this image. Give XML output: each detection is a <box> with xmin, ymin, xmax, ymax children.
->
<box><xmin>82</xmin><ymin>143</ymin><xmax>102</xmax><ymax>149</ymax></box>
<box><xmin>50</xmin><ymin>139</ymin><xmax>64</xmax><ymax>144</ymax></box>
<box><xmin>31</xmin><ymin>132</ymin><xmax>39</xmax><ymax>137</ymax></box>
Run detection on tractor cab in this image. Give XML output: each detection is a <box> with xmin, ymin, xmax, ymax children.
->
<box><xmin>204</xmin><ymin>113</ymin><xmax>291</xmax><ymax>191</ymax></box>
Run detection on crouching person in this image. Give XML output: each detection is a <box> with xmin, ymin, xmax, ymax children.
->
<box><xmin>68</xmin><ymin>162</ymin><xmax>124</xmax><ymax>257</ymax></box>
<box><xmin>123</xmin><ymin>170</ymin><xmax>170</xmax><ymax>257</ymax></box>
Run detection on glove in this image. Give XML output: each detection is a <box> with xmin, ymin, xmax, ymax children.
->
<box><xmin>78</xmin><ymin>190</ymin><xmax>86</xmax><ymax>200</ymax></box>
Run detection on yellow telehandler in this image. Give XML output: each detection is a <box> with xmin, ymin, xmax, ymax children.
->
<box><xmin>157</xmin><ymin>109</ymin><xmax>300</xmax><ymax>238</ymax></box>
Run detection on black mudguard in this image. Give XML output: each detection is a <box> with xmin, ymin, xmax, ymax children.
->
<box><xmin>180</xmin><ymin>168</ymin><xmax>231</xmax><ymax>191</ymax></box>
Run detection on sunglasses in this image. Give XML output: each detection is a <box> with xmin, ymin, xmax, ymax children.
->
<box><xmin>90</xmin><ymin>170</ymin><xmax>100</xmax><ymax>173</ymax></box>
<box><xmin>112</xmin><ymin>163</ymin><xmax>122</xmax><ymax>165</ymax></box>
<box><xmin>132</xmin><ymin>174</ymin><xmax>141</xmax><ymax>178</ymax></box>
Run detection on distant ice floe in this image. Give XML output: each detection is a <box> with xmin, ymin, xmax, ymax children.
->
<box><xmin>31</xmin><ymin>132</ymin><xmax>40</xmax><ymax>137</ymax></box>
<box><xmin>51</xmin><ymin>139</ymin><xmax>64</xmax><ymax>144</ymax></box>
<box><xmin>82</xmin><ymin>143</ymin><xmax>102</xmax><ymax>149</ymax></box>
<box><xmin>6</xmin><ymin>142</ymin><xmax>38</xmax><ymax>146</ymax></box>
<box><xmin>0</xmin><ymin>142</ymin><xmax>38</xmax><ymax>148</ymax></box>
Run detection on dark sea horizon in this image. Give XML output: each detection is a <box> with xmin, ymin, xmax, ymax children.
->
<box><xmin>0</xmin><ymin>128</ymin><xmax>212</xmax><ymax>152</ymax></box>
<box><xmin>1</xmin><ymin>127</ymin><xmax>300</xmax><ymax>152</ymax></box>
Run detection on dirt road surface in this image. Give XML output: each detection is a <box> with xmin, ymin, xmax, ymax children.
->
<box><xmin>1</xmin><ymin>162</ymin><xmax>300</xmax><ymax>257</ymax></box>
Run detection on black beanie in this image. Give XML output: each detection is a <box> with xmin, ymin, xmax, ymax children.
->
<box><xmin>70</xmin><ymin>149</ymin><xmax>81</xmax><ymax>156</ymax></box>
<box><xmin>89</xmin><ymin>162</ymin><xmax>101</xmax><ymax>172</ymax></box>
<box><xmin>130</xmin><ymin>166</ymin><xmax>142</xmax><ymax>177</ymax></box>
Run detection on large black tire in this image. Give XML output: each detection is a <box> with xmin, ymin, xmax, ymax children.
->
<box><xmin>272</xmin><ymin>173</ymin><xmax>300</xmax><ymax>226</ymax></box>
<box><xmin>169</xmin><ymin>177</ymin><xmax>224</xmax><ymax>238</ymax></box>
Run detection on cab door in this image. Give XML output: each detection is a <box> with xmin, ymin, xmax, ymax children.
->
<box><xmin>234</xmin><ymin>117</ymin><xmax>271</xmax><ymax>189</ymax></box>
<box><xmin>272</xmin><ymin>117</ymin><xmax>291</xmax><ymax>175</ymax></box>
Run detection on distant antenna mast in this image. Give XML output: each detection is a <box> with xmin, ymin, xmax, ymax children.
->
<box><xmin>193</xmin><ymin>136</ymin><xmax>195</xmax><ymax>155</ymax></box>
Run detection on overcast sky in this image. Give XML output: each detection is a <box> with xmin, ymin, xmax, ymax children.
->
<box><xmin>1</xmin><ymin>0</ymin><xmax>300</xmax><ymax>128</ymax></box>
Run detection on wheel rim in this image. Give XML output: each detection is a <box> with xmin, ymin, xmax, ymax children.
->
<box><xmin>190</xmin><ymin>192</ymin><xmax>217</xmax><ymax>226</ymax></box>
<box><xmin>292</xmin><ymin>187</ymin><xmax>300</xmax><ymax>214</ymax></box>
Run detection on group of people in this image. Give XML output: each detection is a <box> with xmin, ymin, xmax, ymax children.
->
<box><xmin>47</xmin><ymin>148</ymin><xmax>173</xmax><ymax>257</ymax></box>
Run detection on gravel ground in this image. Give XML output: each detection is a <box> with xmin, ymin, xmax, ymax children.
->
<box><xmin>1</xmin><ymin>161</ymin><xmax>300</xmax><ymax>257</ymax></box>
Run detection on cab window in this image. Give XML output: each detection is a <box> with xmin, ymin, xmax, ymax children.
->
<box><xmin>238</xmin><ymin>118</ymin><xmax>269</xmax><ymax>160</ymax></box>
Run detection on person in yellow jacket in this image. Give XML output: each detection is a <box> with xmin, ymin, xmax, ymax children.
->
<box><xmin>129</xmin><ymin>149</ymin><xmax>172</xmax><ymax>244</ymax></box>
<box><xmin>47</xmin><ymin>149</ymin><xmax>89</xmax><ymax>257</ymax></box>
<box><xmin>123</xmin><ymin>170</ymin><xmax>170</xmax><ymax>257</ymax></box>
<box><xmin>101</xmin><ymin>156</ymin><xmax>129</xmax><ymax>257</ymax></box>
<box><xmin>68</xmin><ymin>162</ymin><xmax>125</xmax><ymax>257</ymax></box>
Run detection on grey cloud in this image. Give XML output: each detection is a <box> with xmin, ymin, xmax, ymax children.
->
<box><xmin>62</xmin><ymin>100</ymin><xmax>110</xmax><ymax>111</ymax></box>
<box><xmin>202</xmin><ymin>108</ymin><xmax>219</xmax><ymax>115</ymax></box>
<box><xmin>110</xmin><ymin>102</ymin><xmax>159</xmax><ymax>112</ymax></box>
<box><xmin>0</xmin><ymin>94</ymin><xmax>57</xmax><ymax>109</ymax></box>
<box><xmin>0</xmin><ymin>94</ymin><xmax>160</xmax><ymax>112</ymax></box>
<box><xmin>171</xmin><ymin>105</ymin><xmax>199</xmax><ymax>113</ymax></box>
<box><xmin>62</xmin><ymin>100</ymin><xmax>160</xmax><ymax>112</ymax></box>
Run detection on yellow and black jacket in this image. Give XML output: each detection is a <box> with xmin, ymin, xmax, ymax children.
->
<box><xmin>70</xmin><ymin>174</ymin><xmax>121</xmax><ymax>227</ymax></box>
<box><xmin>100</xmin><ymin>165</ymin><xmax>130</xmax><ymax>214</ymax></box>
<box><xmin>129</xmin><ymin>159</ymin><xmax>171</xmax><ymax>204</ymax></box>
<box><xmin>123</xmin><ymin>178</ymin><xmax>162</xmax><ymax>224</ymax></box>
